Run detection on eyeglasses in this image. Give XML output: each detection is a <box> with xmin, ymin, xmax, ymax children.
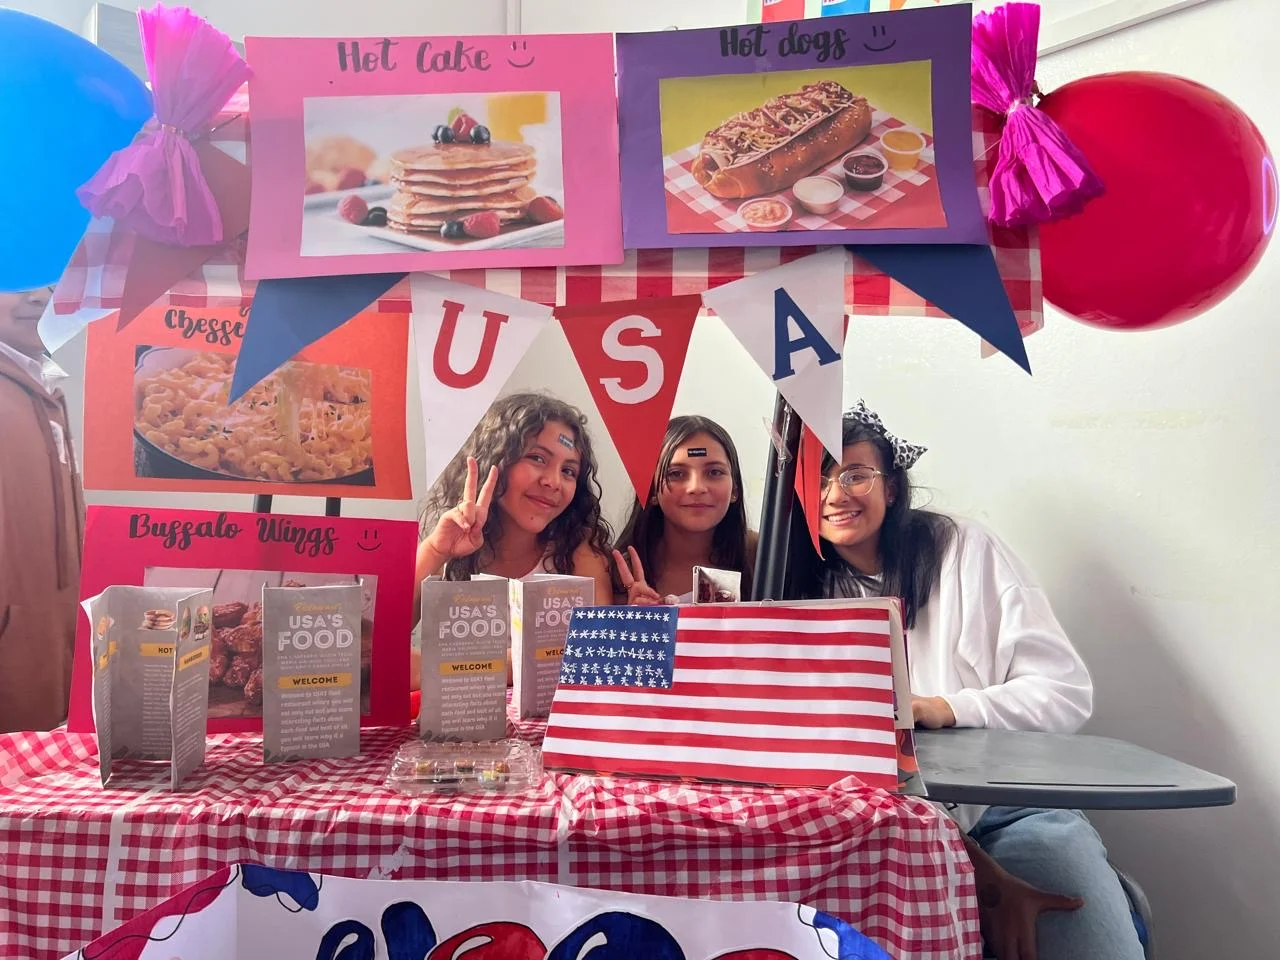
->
<box><xmin>819</xmin><ymin>468</ymin><xmax>885</xmax><ymax>498</ymax></box>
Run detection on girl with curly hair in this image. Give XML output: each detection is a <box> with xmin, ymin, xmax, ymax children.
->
<box><xmin>413</xmin><ymin>392</ymin><xmax>614</xmax><ymax>617</ymax></box>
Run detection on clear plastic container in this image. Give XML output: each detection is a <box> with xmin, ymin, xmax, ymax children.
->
<box><xmin>385</xmin><ymin>739</ymin><xmax>542</xmax><ymax>795</ymax></box>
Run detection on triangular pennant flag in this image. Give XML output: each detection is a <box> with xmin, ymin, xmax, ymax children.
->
<box><xmin>794</xmin><ymin>423</ymin><xmax>825</xmax><ymax>558</ymax></box>
<box><xmin>230</xmin><ymin>271</ymin><xmax>406</xmax><ymax>401</ymax></box>
<box><xmin>557</xmin><ymin>295</ymin><xmax>701</xmax><ymax>501</ymax></box>
<box><xmin>792</xmin><ymin>313</ymin><xmax>846</xmax><ymax>559</ymax></box>
<box><xmin>702</xmin><ymin>248</ymin><xmax>847</xmax><ymax>458</ymax></box>
<box><xmin>411</xmin><ymin>273</ymin><xmax>554</xmax><ymax>490</ymax></box>
<box><xmin>849</xmin><ymin>244</ymin><xmax>1031</xmax><ymax>374</ymax></box>
<box><xmin>117</xmin><ymin>141</ymin><xmax>253</xmax><ymax>329</ymax></box>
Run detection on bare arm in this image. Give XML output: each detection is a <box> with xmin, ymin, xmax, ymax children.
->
<box><xmin>572</xmin><ymin>543</ymin><xmax>615</xmax><ymax>605</ymax></box>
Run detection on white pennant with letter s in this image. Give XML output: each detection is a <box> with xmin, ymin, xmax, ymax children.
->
<box><xmin>410</xmin><ymin>273</ymin><xmax>553</xmax><ymax>490</ymax></box>
<box><xmin>702</xmin><ymin>248</ymin><xmax>847</xmax><ymax>458</ymax></box>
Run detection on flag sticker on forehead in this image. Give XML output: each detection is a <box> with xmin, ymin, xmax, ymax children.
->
<box><xmin>543</xmin><ymin>603</ymin><xmax>900</xmax><ymax>789</ymax></box>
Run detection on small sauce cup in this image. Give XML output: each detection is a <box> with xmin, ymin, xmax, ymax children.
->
<box><xmin>792</xmin><ymin>176</ymin><xmax>845</xmax><ymax>215</ymax></box>
<box><xmin>738</xmin><ymin>197</ymin><xmax>793</xmax><ymax>231</ymax></box>
<box><xmin>880</xmin><ymin>129</ymin><xmax>926</xmax><ymax>171</ymax></box>
<box><xmin>842</xmin><ymin>150</ymin><xmax>887</xmax><ymax>192</ymax></box>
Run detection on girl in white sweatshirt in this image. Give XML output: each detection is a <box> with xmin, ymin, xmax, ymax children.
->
<box><xmin>787</xmin><ymin>401</ymin><xmax>1143</xmax><ymax>960</ymax></box>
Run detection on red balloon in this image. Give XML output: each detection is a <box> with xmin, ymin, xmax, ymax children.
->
<box><xmin>710</xmin><ymin>952</ymin><xmax>798</xmax><ymax>960</ymax></box>
<box><xmin>428</xmin><ymin>922</ymin><xmax>545</xmax><ymax>960</ymax></box>
<box><xmin>1038</xmin><ymin>72</ymin><xmax>1275</xmax><ymax>330</ymax></box>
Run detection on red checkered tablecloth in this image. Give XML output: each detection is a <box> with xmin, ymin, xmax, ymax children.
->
<box><xmin>51</xmin><ymin>96</ymin><xmax>1040</xmax><ymax>343</ymax></box>
<box><xmin>664</xmin><ymin>112</ymin><xmax>937</xmax><ymax>233</ymax></box>
<box><xmin>0</xmin><ymin>715</ymin><xmax>981</xmax><ymax>960</ymax></box>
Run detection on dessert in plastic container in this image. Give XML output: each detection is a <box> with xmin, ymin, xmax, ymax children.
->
<box><xmin>385</xmin><ymin>738</ymin><xmax>542</xmax><ymax>795</ymax></box>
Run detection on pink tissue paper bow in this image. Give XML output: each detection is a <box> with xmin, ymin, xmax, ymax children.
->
<box><xmin>78</xmin><ymin>4</ymin><xmax>252</xmax><ymax>246</ymax></box>
<box><xmin>971</xmin><ymin>2</ymin><xmax>1104</xmax><ymax>228</ymax></box>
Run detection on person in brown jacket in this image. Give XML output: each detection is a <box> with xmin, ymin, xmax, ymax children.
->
<box><xmin>0</xmin><ymin>286</ymin><xmax>85</xmax><ymax>732</ymax></box>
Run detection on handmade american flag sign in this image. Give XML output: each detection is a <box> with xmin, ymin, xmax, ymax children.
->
<box><xmin>542</xmin><ymin>602</ymin><xmax>902</xmax><ymax>790</ymax></box>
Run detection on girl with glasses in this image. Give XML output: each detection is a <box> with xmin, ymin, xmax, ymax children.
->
<box><xmin>788</xmin><ymin>401</ymin><xmax>1142</xmax><ymax>960</ymax></box>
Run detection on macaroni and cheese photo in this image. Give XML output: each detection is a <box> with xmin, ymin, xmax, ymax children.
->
<box><xmin>132</xmin><ymin>347</ymin><xmax>376</xmax><ymax>485</ymax></box>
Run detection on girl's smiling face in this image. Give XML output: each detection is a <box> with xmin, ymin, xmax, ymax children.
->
<box><xmin>496</xmin><ymin>420</ymin><xmax>581</xmax><ymax>534</ymax></box>
<box><xmin>655</xmin><ymin>431</ymin><xmax>735</xmax><ymax>535</ymax></box>
<box><xmin>819</xmin><ymin>440</ymin><xmax>891</xmax><ymax>563</ymax></box>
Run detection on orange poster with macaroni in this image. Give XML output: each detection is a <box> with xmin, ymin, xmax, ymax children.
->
<box><xmin>83</xmin><ymin>305</ymin><xmax>412</xmax><ymax>499</ymax></box>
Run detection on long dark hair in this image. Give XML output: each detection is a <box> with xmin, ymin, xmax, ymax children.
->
<box><xmin>785</xmin><ymin>417</ymin><xmax>953</xmax><ymax>628</ymax></box>
<box><xmin>614</xmin><ymin>415</ymin><xmax>754</xmax><ymax>598</ymax></box>
<box><xmin>420</xmin><ymin>392</ymin><xmax>612</xmax><ymax>581</ymax></box>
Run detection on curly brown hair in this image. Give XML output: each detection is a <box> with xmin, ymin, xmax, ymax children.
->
<box><xmin>420</xmin><ymin>392</ymin><xmax>613</xmax><ymax>580</ymax></box>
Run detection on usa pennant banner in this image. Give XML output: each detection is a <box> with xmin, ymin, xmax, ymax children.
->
<box><xmin>702</xmin><ymin>249</ymin><xmax>847</xmax><ymax>459</ymax></box>
<box><xmin>557</xmin><ymin>295</ymin><xmax>701</xmax><ymax>501</ymax></box>
<box><xmin>410</xmin><ymin>274</ymin><xmax>554</xmax><ymax>490</ymax></box>
<box><xmin>543</xmin><ymin>600</ymin><xmax>905</xmax><ymax>790</ymax></box>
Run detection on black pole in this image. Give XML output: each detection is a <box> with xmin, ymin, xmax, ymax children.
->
<box><xmin>253</xmin><ymin>494</ymin><xmax>273</xmax><ymax>513</ymax></box>
<box><xmin>751</xmin><ymin>392</ymin><xmax>802</xmax><ymax>601</ymax></box>
<box><xmin>325</xmin><ymin>497</ymin><xmax>342</xmax><ymax>517</ymax></box>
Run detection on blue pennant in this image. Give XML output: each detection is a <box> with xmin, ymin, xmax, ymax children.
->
<box><xmin>229</xmin><ymin>272</ymin><xmax>406</xmax><ymax>401</ymax></box>
<box><xmin>849</xmin><ymin>244</ymin><xmax>1031</xmax><ymax>374</ymax></box>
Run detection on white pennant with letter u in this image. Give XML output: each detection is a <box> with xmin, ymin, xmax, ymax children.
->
<box><xmin>410</xmin><ymin>273</ymin><xmax>553</xmax><ymax>490</ymax></box>
<box><xmin>702</xmin><ymin>248</ymin><xmax>847</xmax><ymax>458</ymax></box>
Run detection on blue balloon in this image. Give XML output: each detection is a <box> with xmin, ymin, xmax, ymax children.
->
<box><xmin>381</xmin><ymin>901</ymin><xmax>437</xmax><ymax>960</ymax></box>
<box><xmin>546</xmin><ymin>912</ymin><xmax>686</xmax><ymax>960</ymax></box>
<box><xmin>0</xmin><ymin>9</ymin><xmax>151</xmax><ymax>292</ymax></box>
<box><xmin>240</xmin><ymin>864</ymin><xmax>322</xmax><ymax>911</ymax></box>
<box><xmin>808</xmin><ymin>910</ymin><xmax>892</xmax><ymax>960</ymax></box>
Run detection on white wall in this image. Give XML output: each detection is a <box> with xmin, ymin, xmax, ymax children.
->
<box><xmin>24</xmin><ymin>0</ymin><xmax>1280</xmax><ymax>954</ymax></box>
<box><xmin>4</xmin><ymin>0</ymin><xmax>510</xmax><ymax>35</ymax></box>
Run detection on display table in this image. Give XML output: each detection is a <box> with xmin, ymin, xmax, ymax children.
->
<box><xmin>0</xmin><ymin>717</ymin><xmax>980</xmax><ymax>960</ymax></box>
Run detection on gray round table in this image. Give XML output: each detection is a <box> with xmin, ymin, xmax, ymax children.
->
<box><xmin>914</xmin><ymin>728</ymin><xmax>1237</xmax><ymax>810</ymax></box>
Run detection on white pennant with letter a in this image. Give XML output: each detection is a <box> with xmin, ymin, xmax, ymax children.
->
<box><xmin>410</xmin><ymin>273</ymin><xmax>553</xmax><ymax>490</ymax></box>
<box><xmin>702</xmin><ymin>248</ymin><xmax>847</xmax><ymax>458</ymax></box>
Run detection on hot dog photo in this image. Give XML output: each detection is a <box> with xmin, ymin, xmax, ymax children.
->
<box><xmin>616</xmin><ymin>6</ymin><xmax>988</xmax><ymax>248</ymax></box>
<box><xmin>660</xmin><ymin>64</ymin><xmax>943</xmax><ymax>235</ymax></box>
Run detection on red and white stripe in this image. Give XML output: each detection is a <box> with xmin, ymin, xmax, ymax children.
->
<box><xmin>542</xmin><ymin>605</ymin><xmax>899</xmax><ymax>789</ymax></box>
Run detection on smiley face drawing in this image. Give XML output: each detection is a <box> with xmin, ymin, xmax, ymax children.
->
<box><xmin>507</xmin><ymin>38</ymin><xmax>535</xmax><ymax>68</ymax></box>
<box><xmin>356</xmin><ymin>528</ymin><xmax>383</xmax><ymax>552</ymax></box>
<box><xmin>863</xmin><ymin>23</ymin><xmax>896</xmax><ymax>53</ymax></box>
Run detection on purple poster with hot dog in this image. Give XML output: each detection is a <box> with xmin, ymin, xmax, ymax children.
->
<box><xmin>616</xmin><ymin>5</ymin><xmax>986</xmax><ymax>248</ymax></box>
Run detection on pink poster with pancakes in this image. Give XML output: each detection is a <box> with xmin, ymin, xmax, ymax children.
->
<box><xmin>244</xmin><ymin>33</ymin><xmax>623</xmax><ymax>278</ymax></box>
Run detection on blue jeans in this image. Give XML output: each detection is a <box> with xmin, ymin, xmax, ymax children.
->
<box><xmin>969</xmin><ymin>807</ymin><xmax>1145</xmax><ymax>960</ymax></box>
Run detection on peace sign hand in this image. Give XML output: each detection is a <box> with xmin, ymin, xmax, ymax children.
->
<box><xmin>612</xmin><ymin>546</ymin><xmax>665</xmax><ymax>606</ymax></box>
<box><xmin>426</xmin><ymin>457</ymin><xmax>498</xmax><ymax>561</ymax></box>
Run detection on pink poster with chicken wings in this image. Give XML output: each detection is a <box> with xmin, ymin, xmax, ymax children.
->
<box><xmin>244</xmin><ymin>33</ymin><xmax>623</xmax><ymax>278</ymax></box>
<box><xmin>67</xmin><ymin>506</ymin><xmax>417</xmax><ymax>734</ymax></box>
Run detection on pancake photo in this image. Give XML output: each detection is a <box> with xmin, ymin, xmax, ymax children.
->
<box><xmin>300</xmin><ymin>92</ymin><xmax>566</xmax><ymax>256</ymax></box>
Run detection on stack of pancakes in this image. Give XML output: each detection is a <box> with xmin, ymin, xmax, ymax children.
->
<box><xmin>387</xmin><ymin>141</ymin><xmax>537</xmax><ymax>234</ymax></box>
<box><xmin>142</xmin><ymin>609</ymin><xmax>176</xmax><ymax>631</ymax></box>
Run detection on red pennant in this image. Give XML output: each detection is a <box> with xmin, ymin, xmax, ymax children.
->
<box><xmin>793</xmin><ymin>315</ymin><xmax>848</xmax><ymax>557</ymax></box>
<box><xmin>795</xmin><ymin>424</ymin><xmax>825</xmax><ymax>558</ymax></box>
<box><xmin>557</xmin><ymin>295</ymin><xmax>701</xmax><ymax>501</ymax></box>
<box><xmin>117</xmin><ymin>140</ymin><xmax>253</xmax><ymax>329</ymax></box>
